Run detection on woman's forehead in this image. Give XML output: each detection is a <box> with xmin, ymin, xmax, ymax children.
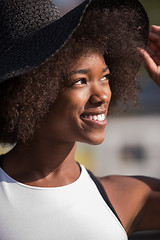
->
<box><xmin>68</xmin><ymin>53</ymin><xmax>107</xmax><ymax>72</ymax></box>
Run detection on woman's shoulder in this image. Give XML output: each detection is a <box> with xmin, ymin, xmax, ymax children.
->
<box><xmin>98</xmin><ymin>174</ymin><xmax>153</xmax><ymax>233</ymax></box>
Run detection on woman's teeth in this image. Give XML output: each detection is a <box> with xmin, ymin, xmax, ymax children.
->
<box><xmin>83</xmin><ymin>114</ymin><xmax>105</xmax><ymax>121</ymax></box>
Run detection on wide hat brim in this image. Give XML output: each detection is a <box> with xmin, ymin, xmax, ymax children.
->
<box><xmin>0</xmin><ymin>0</ymin><xmax>149</xmax><ymax>83</ymax></box>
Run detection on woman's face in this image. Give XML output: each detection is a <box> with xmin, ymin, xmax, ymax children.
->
<box><xmin>45</xmin><ymin>52</ymin><xmax>112</xmax><ymax>145</ymax></box>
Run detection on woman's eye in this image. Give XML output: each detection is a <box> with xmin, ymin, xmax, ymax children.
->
<box><xmin>101</xmin><ymin>74</ymin><xmax>110</xmax><ymax>82</ymax></box>
<box><xmin>74</xmin><ymin>78</ymin><xmax>87</xmax><ymax>85</ymax></box>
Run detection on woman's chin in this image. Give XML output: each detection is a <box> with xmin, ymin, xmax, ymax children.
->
<box><xmin>82</xmin><ymin>135</ymin><xmax>105</xmax><ymax>146</ymax></box>
<box><xmin>90</xmin><ymin>138</ymin><xmax>105</xmax><ymax>145</ymax></box>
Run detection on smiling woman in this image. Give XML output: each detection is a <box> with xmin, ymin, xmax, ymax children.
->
<box><xmin>0</xmin><ymin>6</ymin><xmax>146</xmax><ymax>144</ymax></box>
<box><xmin>0</xmin><ymin>0</ymin><xmax>160</xmax><ymax>239</ymax></box>
<box><xmin>45</xmin><ymin>53</ymin><xmax>111</xmax><ymax>146</ymax></box>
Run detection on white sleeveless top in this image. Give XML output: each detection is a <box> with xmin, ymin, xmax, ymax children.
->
<box><xmin>0</xmin><ymin>165</ymin><xmax>128</xmax><ymax>240</ymax></box>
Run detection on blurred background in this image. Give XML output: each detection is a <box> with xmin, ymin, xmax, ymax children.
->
<box><xmin>0</xmin><ymin>0</ymin><xmax>159</xmax><ymax>239</ymax></box>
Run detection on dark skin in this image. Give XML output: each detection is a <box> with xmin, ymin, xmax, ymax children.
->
<box><xmin>2</xmin><ymin>25</ymin><xmax>160</xmax><ymax>236</ymax></box>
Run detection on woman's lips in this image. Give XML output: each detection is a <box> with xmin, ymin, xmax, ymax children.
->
<box><xmin>80</xmin><ymin>113</ymin><xmax>107</xmax><ymax>126</ymax></box>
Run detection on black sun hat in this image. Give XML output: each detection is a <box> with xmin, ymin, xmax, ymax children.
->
<box><xmin>0</xmin><ymin>0</ymin><xmax>149</xmax><ymax>83</ymax></box>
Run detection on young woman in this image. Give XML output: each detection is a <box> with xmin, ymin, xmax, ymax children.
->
<box><xmin>0</xmin><ymin>0</ymin><xmax>159</xmax><ymax>239</ymax></box>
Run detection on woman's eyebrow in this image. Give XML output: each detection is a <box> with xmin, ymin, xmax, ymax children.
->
<box><xmin>69</xmin><ymin>69</ymin><xmax>90</xmax><ymax>76</ymax></box>
<box><xmin>69</xmin><ymin>66</ymin><xmax>109</xmax><ymax>76</ymax></box>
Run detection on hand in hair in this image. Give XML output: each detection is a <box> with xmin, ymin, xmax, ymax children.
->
<box><xmin>140</xmin><ymin>25</ymin><xmax>160</xmax><ymax>86</ymax></box>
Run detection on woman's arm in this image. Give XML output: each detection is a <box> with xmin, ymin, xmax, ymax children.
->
<box><xmin>140</xmin><ymin>25</ymin><xmax>160</xmax><ymax>86</ymax></box>
<box><xmin>99</xmin><ymin>175</ymin><xmax>160</xmax><ymax>235</ymax></box>
<box><xmin>130</xmin><ymin>176</ymin><xmax>160</xmax><ymax>232</ymax></box>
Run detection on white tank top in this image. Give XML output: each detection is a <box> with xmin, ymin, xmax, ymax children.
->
<box><xmin>0</xmin><ymin>164</ymin><xmax>128</xmax><ymax>240</ymax></box>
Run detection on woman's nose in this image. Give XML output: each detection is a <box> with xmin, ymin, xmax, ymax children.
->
<box><xmin>89</xmin><ymin>85</ymin><xmax>110</xmax><ymax>105</ymax></box>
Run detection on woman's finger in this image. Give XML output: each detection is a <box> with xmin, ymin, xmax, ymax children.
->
<box><xmin>151</xmin><ymin>25</ymin><xmax>160</xmax><ymax>33</ymax></box>
<box><xmin>153</xmin><ymin>53</ymin><xmax>160</xmax><ymax>65</ymax></box>
<box><xmin>148</xmin><ymin>40</ymin><xmax>159</xmax><ymax>54</ymax></box>
<box><xmin>149</xmin><ymin>32</ymin><xmax>160</xmax><ymax>47</ymax></box>
<box><xmin>140</xmin><ymin>49</ymin><xmax>160</xmax><ymax>86</ymax></box>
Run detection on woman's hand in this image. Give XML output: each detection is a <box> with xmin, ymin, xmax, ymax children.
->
<box><xmin>140</xmin><ymin>25</ymin><xmax>160</xmax><ymax>86</ymax></box>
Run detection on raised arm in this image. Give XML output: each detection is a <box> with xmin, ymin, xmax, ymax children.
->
<box><xmin>140</xmin><ymin>25</ymin><xmax>160</xmax><ymax>86</ymax></box>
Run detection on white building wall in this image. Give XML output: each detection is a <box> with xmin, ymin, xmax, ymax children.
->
<box><xmin>76</xmin><ymin>115</ymin><xmax>160</xmax><ymax>178</ymax></box>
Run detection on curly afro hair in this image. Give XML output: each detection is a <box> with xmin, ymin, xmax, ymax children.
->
<box><xmin>0</xmin><ymin>6</ymin><xmax>148</xmax><ymax>145</ymax></box>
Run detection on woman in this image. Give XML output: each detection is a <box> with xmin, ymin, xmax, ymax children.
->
<box><xmin>0</xmin><ymin>0</ymin><xmax>159</xmax><ymax>239</ymax></box>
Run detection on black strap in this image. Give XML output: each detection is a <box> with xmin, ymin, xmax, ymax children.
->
<box><xmin>87</xmin><ymin>169</ymin><xmax>123</xmax><ymax>226</ymax></box>
<box><xmin>0</xmin><ymin>154</ymin><xmax>3</xmax><ymax>168</ymax></box>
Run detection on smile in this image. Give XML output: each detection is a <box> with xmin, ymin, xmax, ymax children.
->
<box><xmin>80</xmin><ymin>113</ymin><xmax>107</xmax><ymax>126</ymax></box>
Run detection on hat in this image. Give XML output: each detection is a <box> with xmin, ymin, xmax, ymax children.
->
<box><xmin>0</xmin><ymin>0</ymin><xmax>149</xmax><ymax>83</ymax></box>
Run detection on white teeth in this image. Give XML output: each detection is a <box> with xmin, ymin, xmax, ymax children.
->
<box><xmin>93</xmin><ymin>115</ymin><xmax>97</xmax><ymax>121</ymax></box>
<box><xmin>102</xmin><ymin>114</ymin><xmax>105</xmax><ymax>121</ymax></box>
<box><xmin>82</xmin><ymin>114</ymin><xmax>105</xmax><ymax>122</ymax></box>
<box><xmin>98</xmin><ymin>115</ymin><xmax>102</xmax><ymax>121</ymax></box>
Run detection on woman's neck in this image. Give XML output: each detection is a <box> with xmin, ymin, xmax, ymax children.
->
<box><xmin>2</xmin><ymin>140</ymin><xmax>80</xmax><ymax>187</ymax></box>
